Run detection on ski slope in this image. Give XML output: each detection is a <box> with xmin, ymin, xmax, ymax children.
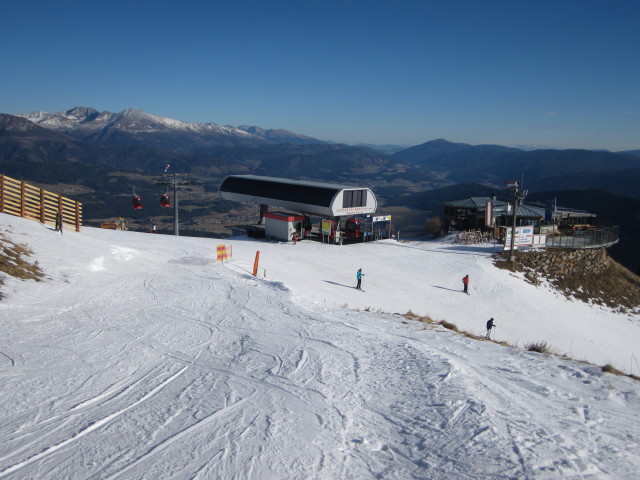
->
<box><xmin>1</xmin><ymin>213</ymin><xmax>639</xmax><ymax>479</ymax></box>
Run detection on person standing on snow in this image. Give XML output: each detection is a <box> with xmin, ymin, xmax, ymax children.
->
<box><xmin>462</xmin><ymin>274</ymin><xmax>470</xmax><ymax>294</ymax></box>
<box><xmin>486</xmin><ymin>318</ymin><xmax>496</xmax><ymax>339</ymax></box>
<box><xmin>55</xmin><ymin>209</ymin><xmax>63</xmax><ymax>235</ymax></box>
<box><xmin>356</xmin><ymin>268</ymin><xmax>365</xmax><ymax>290</ymax></box>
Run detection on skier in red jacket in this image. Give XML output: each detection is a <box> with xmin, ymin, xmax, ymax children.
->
<box><xmin>462</xmin><ymin>274</ymin><xmax>470</xmax><ymax>294</ymax></box>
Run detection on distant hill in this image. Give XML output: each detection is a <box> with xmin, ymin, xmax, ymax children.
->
<box><xmin>354</xmin><ymin>143</ymin><xmax>408</xmax><ymax>153</ymax></box>
<box><xmin>392</xmin><ymin>140</ymin><xmax>640</xmax><ymax>186</ymax></box>
<box><xmin>392</xmin><ymin>138</ymin><xmax>519</xmax><ymax>163</ymax></box>
<box><xmin>388</xmin><ymin>183</ymin><xmax>504</xmax><ymax>219</ymax></box>
<box><xmin>527</xmin><ymin>169</ymin><xmax>640</xmax><ymax>200</ymax></box>
<box><xmin>236</xmin><ymin>125</ymin><xmax>324</xmax><ymax>145</ymax></box>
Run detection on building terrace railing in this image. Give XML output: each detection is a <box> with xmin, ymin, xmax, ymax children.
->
<box><xmin>545</xmin><ymin>225</ymin><xmax>619</xmax><ymax>250</ymax></box>
<box><xmin>0</xmin><ymin>174</ymin><xmax>82</xmax><ymax>232</ymax></box>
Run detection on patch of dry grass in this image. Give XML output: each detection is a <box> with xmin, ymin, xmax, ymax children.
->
<box><xmin>460</xmin><ymin>330</ymin><xmax>486</xmax><ymax>341</ymax></box>
<box><xmin>552</xmin><ymin>262</ymin><xmax>640</xmax><ymax>312</ymax></box>
<box><xmin>0</xmin><ymin>233</ymin><xmax>44</xmax><ymax>299</ymax></box>
<box><xmin>601</xmin><ymin>363</ymin><xmax>625</xmax><ymax>376</ymax></box>
<box><xmin>493</xmin><ymin>252</ymin><xmax>640</xmax><ymax>313</ymax></box>
<box><xmin>404</xmin><ymin>311</ymin><xmax>434</xmax><ymax>324</ymax></box>
<box><xmin>439</xmin><ymin>320</ymin><xmax>459</xmax><ymax>332</ymax></box>
<box><xmin>525</xmin><ymin>341</ymin><xmax>554</xmax><ymax>354</ymax></box>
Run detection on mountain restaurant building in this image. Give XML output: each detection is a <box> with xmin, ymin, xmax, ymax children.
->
<box><xmin>443</xmin><ymin>196</ymin><xmax>597</xmax><ymax>232</ymax></box>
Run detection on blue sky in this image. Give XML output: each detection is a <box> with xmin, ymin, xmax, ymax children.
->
<box><xmin>2</xmin><ymin>0</ymin><xmax>639</xmax><ymax>150</ymax></box>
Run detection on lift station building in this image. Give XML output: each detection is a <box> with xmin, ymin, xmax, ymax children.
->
<box><xmin>219</xmin><ymin>175</ymin><xmax>378</xmax><ymax>241</ymax></box>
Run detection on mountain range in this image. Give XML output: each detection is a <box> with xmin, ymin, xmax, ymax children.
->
<box><xmin>4</xmin><ymin>108</ymin><xmax>640</xmax><ymax>194</ymax></box>
<box><xmin>2</xmin><ymin>106</ymin><xmax>640</xmax><ymax>273</ymax></box>
<box><xmin>17</xmin><ymin>107</ymin><xmax>325</xmax><ymax>149</ymax></box>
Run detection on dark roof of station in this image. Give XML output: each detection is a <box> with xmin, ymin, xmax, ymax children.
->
<box><xmin>220</xmin><ymin>175</ymin><xmax>358</xmax><ymax>208</ymax></box>
<box><xmin>444</xmin><ymin>196</ymin><xmax>596</xmax><ymax>219</ymax></box>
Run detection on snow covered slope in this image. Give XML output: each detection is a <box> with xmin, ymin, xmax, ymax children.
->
<box><xmin>1</xmin><ymin>214</ymin><xmax>639</xmax><ymax>479</ymax></box>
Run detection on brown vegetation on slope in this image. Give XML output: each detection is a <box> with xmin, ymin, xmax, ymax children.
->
<box><xmin>493</xmin><ymin>250</ymin><xmax>640</xmax><ymax>313</ymax></box>
<box><xmin>0</xmin><ymin>231</ymin><xmax>44</xmax><ymax>299</ymax></box>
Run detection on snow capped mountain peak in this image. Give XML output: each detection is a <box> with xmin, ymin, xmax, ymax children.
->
<box><xmin>16</xmin><ymin>106</ymin><xmax>264</xmax><ymax>145</ymax></box>
<box><xmin>111</xmin><ymin>108</ymin><xmax>177</xmax><ymax>132</ymax></box>
<box><xmin>20</xmin><ymin>110</ymin><xmax>51</xmax><ymax>122</ymax></box>
<box><xmin>0</xmin><ymin>113</ymin><xmax>48</xmax><ymax>132</ymax></box>
<box><xmin>120</xmin><ymin>107</ymin><xmax>146</xmax><ymax>117</ymax></box>
<box><xmin>14</xmin><ymin>106</ymin><xmax>324</xmax><ymax>149</ymax></box>
<box><xmin>64</xmin><ymin>106</ymin><xmax>99</xmax><ymax>119</ymax></box>
<box><xmin>118</xmin><ymin>108</ymin><xmax>170</xmax><ymax>126</ymax></box>
<box><xmin>17</xmin><ymin>106</ymin><xmax>101</xmax><ymax>130</ymax></box>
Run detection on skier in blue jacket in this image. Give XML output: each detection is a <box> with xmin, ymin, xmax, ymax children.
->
<box><xmin>356</xmin><ymin>268</ymin><xmax>364</xmax><ymax>290</ymax></box>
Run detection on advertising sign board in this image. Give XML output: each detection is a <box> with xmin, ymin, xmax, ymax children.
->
<box><xmin>504</xmin><ymin>226</ymin><xmax>534</xmax><ymax>250</ymax></box>
<box><xmin>321</xmin><ymin>219</ymin><xmax>334</xmax><ymax>236</ymax></box>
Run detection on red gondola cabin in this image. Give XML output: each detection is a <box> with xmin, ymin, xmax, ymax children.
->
<box><xmin>132</xmin><ymin>196</ymin><xmax>143</xmax><ymax>209</ymax></box>
<box><xmin>160</xmin><ymin>194</ymin><xmax>171</xmax><ymax>207</ymax></box>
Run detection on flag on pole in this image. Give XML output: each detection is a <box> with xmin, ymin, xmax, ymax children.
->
<box><xmin>544</xmin><ymin>200</ymin><xmax>554</xmax><ymax>223</ymax></box>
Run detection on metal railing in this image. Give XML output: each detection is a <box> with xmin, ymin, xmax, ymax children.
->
<box><xmin>545</xmin><ymin>225</ymin><xmax>619</xmax><ymax>249</ymax></box>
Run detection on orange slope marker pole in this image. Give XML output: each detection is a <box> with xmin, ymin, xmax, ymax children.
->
<box><xmin>252</xmin><ymin>251</ymin><xmax>260</xmax><ymax>277</ymax></box>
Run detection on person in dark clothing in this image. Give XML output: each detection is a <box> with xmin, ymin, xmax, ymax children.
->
<box><xmin>55</xmin><ymin>209</ymin><xmax>63</xmax><ymax>235</ymax></box>
<box><xmin>356</xmin><ymin>268</ymin><xmax>364</xmax><ymax>290</ymax></box>
<box><xmin>486</xmin><ymin>318</ymin><xmax>496</xmax><ymax>339</ymax></box>
<box><xmin>462</xmin><ymin>274</ymin><xmax>469</xmax><ymax>294</ymax></box>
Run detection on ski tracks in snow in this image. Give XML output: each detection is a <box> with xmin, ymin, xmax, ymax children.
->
<box><xmin>2</xmin><ymin>229</ymin><xmax>640</xmax><ymax>479</ymax></box>
<box><xmin>0</xmin><ymin>362</ymin><xmax>189</xmax><ymax>478</ymax></box>
<box><xmin>419</xmin><ymin>337</ymin><xmax>640</xmax><ymax>479</ymax></box>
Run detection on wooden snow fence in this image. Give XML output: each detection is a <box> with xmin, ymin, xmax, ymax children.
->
<box><xmin>0</xmin><ymin>174</ymin><xmax>82</xmax><ymax>232</ymax></box>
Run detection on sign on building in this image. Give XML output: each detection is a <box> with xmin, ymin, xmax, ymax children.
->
<box><xmin>321</xmin><ymin>219</ymin><xmax>334</xmax><ymax>236</ymax></box>
<box><xmin>504</xmin><ymin>226</ymin><xmax>534</xmax><ymax>251</ymax></box>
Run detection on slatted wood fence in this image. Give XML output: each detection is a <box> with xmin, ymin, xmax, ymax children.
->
<box><xmin>0</xmin><ymin>174</ymin><xmax>82</xmax><ymax>232</ymax></box>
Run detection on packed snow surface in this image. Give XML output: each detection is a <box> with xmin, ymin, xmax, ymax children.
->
<box><xmin>1</xmin><ymin>213</ymin><xmax>639</xmax><ymax>479</ymax></box>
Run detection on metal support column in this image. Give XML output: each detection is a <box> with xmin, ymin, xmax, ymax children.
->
<box><xmin>157</xmin><ymin>172</ymin><xmax>193</xmax><ymax>236</ymax></box>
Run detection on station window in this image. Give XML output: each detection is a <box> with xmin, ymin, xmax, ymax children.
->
<box><xmin>343</xmin><ymin>189</ymin><xmax>367</xmax><ymax>208</ymax></box>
